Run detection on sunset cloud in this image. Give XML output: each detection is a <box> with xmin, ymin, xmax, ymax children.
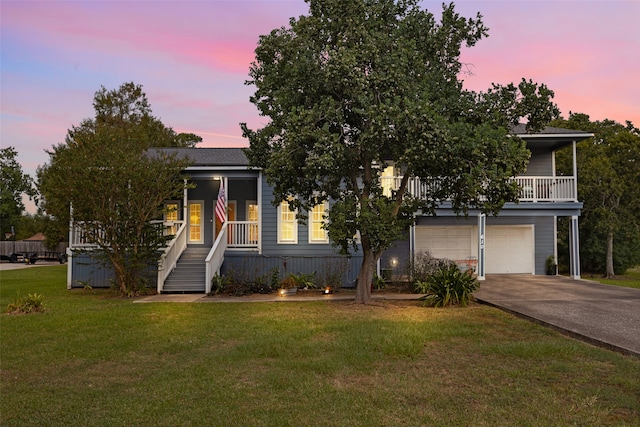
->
<box><xmin>2</xmin><ymin>0</ymin><xmax>638</xmax><ymax>216</ymax></box>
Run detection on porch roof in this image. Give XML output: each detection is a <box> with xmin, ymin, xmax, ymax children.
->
<box><xmin>512</xmin><ymin>124</ymin><xmax>593</xmax><ymax>151</ymax></box>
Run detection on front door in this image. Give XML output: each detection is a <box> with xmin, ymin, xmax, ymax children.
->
<box><xmin>188</xmin><ymin>201</ymin><xmax>204</xmax><ymax>244</ymax></box>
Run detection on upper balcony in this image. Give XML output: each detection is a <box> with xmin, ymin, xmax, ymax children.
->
<box><xmin>381</xmin><ymin>175</ymin><xmax>577</xmax><ymax>203</ymax></box>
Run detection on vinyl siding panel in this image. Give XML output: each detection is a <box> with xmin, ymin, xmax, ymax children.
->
<box><xmin>524</xmin><ymin>148</ymin><xmax>553</xmax><ymax>176</ymax></box>
<box><xmin>222</xmin><ymin>253</ymin><xmax>361</xmax><ymax>288</ymax></box>
<box><xmin>68</xmin><ymin>251</ymin><xmax>158</xmax><ymax>288</ymax></box>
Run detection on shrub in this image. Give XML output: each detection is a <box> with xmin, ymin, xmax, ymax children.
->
<box><xmin>318</xmin><ymin>258</ymin><xmax>348</xmax><ymax>291</ymax></box>
<box><xmin>287</xmin><ymin>272</ymin><xmax>317</xmax><ymax>289</ymax></box>
<box><xmin>210</xmin><ymin>274</ymin><xmax>229</xmax><ymax>295</ymax></box>
<box><xmin>407</xmin><ymin>251</ymin><xmax>456</xmax><ymax>283</ymax></box>
<box><xmin>372</xmin><ymin>275</ymin><xmax>386</xmax><ymax>290</ymax></box>
<box><xmin>415</xmin><ymin>264</ymin><xmax>479</xmax><ymax>307</ymax></box>
<box><xmin>6</xmin><ymin>292</ymin><xmax>45</xmax><ymax>314</ymax></box>
<box><xmin>279</xmin><ymin>274</ymin><xmax>298</xmax><ymax>289</ymax></box>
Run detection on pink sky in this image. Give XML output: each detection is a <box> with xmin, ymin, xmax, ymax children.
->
<box><xmin>2</xmin><ymin>1</ymin><xmax>639</xmax><ymax>213</ymax></box>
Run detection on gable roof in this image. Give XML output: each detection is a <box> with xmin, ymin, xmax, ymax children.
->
<box><xmin>149</xmin><ymin>124</ymin><xmax>593</xmax><ymax>169</ymax></box>
<box><xmin>150</xmin><ymin>147</ymin><xmax>249</xmax><ymax>166</ymax></box>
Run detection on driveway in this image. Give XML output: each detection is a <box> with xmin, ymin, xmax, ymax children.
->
<box><xmin>476</xmin><ymin>275</ymin><xmax>640</xmax><ymax>357</ymax></box>
<box><xmin>0</xmin><ymin>260</ymin><xmax>63</xmax><ymax>271</ymax></box>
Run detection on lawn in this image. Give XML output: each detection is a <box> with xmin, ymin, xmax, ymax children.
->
<box><xmin>1</xmin><ymin>266</ymin><xmax>639</xmax><ymax>426</ymax></box>
<box><xmin>583</xmin><ymin>266</ymin><xmax>640</xmax><ymax>289</ymax></box>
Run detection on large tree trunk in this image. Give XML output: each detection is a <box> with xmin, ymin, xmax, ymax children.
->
<box><xmin>605</xmin><ymin>231</ymin><xmax>615</xmax><ymax>279</ymax></box>
<box><xmin>355</xmin><ymin>248</ymin><xmax>378</xmax><ymax>304</ymax></box>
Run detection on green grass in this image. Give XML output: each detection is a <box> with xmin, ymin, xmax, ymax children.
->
<box><xmin>2</xmin><ymin>266</ymin><xmax>639</xmax><ymax>426</ymax></box>
<box><xmin>584</xmin><ymin>266</ymin><xmax>640</xmax><ymax>289</ymax></box>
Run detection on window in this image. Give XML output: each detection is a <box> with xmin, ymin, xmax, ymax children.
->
<box><xmin>381</xmin><ymin>165</ymin><xmax>395</xmax><ymax>198</ymax></box>
<box><xmin>278</xmin><ymin>200</ymin><xmax>297</xmax><ymax>244</ymax></box>
<box><xmin>247</xmin><ymin>202</ymin><xmax>259</xmax><ymax>244</ymax></box>
<box><xmin>164</xmin><ymin>202</ymin><xmax>179</xmax><ymax>235</ymax></box>
<box><xmin>309</xmin><ymin>202</ymin><xmax>329</xmax><ymax>244</ymax></box>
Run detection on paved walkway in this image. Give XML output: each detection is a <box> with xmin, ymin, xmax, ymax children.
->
<box><xmin>476</xmin><ymin>275</ymin><xmax>640</xmax><ymax>357</ymax></box>
<box><xmin>136</xmin><ymin>274</ymin><xmax>640</xmax><ymax>358</ymax></box>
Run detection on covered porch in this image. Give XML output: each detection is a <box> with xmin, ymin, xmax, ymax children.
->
<box><xmin>156</xmin><ymin>173</ymin><xmax>261</xmax><ymax>293</ymax></box>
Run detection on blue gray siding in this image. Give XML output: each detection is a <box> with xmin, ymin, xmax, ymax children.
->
<box><xmin>68</xmin><ymin>251</ymin><xmax>158</xmax><ymax>288</ymax></box>
<box><xmin>250</xmin><ymin>176</ymin><xmax>362</xmax><ymax>286</ymax></box>
<box><xmin>221</xmin><ymin>253</ymin><xmax>361</xmax><ymax>288</ymax></box>
<box><xmin>524</xmin><ymin>148</ymin><xmax>553</xmax><ymax>175</ymax></box>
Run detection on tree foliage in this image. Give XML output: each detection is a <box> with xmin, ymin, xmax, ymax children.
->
<box><xmin>37</xmin><ymin>82</ymin><xmax>198</xmax><ymax>295</ymax></box>
<box><xmin>0</xmin><ymin>147</ymin><xmax>36</xmax><ymax>239</ymax></box>
<box><xmin>554</xmin><ymin>113</ymin><xmax>640</xmax><ymax>277</ymax></box>
<box><xmin>242</xmin><ymin>0</ymin><xmax>560</xmax><ymax>303</ymax></box>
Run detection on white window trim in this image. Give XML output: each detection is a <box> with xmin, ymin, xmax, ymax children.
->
<box><xmin>277</xmin><ymin>200</ymin><xmax>298</xmax><ymax>244</ymax></box>
<box><xmin>309</xmin><ymin>201</ymin><xmax>330</xmax><ymax>244</ymax></box>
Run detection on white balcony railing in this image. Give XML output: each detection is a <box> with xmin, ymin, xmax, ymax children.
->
<box><xmin>69</xmin><ymin>221</ymin><xmax>102</xmax><ymax>248</ymax></box>
<box><xmin>381</xmin><ymin>175</ymin><xmax>576</xmax><ymax>203</ymax></box>
<box><xmin>513</xmin><ymin>176</ymin><xmax>576</xmax><ymax>202</ymax></box>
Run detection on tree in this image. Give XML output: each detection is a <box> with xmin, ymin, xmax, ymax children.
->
<box><xmin>554</xmin><ymin>114</ymin><xmax>640</xmax><ymax>277</ymax></box>
<box><xmin>1</xmin><ymin>147</ymin><xmax>36</xmax><ymax>239</ymax></box>
<box><xmin>37</xmin><ymin>82</ymin><xmax>198</xmax><ymax>295</ymax></box>
<box><xmin>242</xmin><ymin>0</ymin><xmax>560</xmax><ymax>304</ymax></box>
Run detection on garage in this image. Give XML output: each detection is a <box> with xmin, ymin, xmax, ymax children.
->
<box><xmin>414</xmin><ymin>226</ymin><xmax>474</xmax><ymax>262</ymax></box>
<box><xmin>485</xmin><ymin>226</ymin><xmax>534</xmax><ymax>274</ymax></box>
<box><xmin>414</xmin><ymin>225</ymin><xmax>534</xmax><ymax>274</ymax></box>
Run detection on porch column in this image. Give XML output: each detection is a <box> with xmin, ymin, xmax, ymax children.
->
<box><xmin>67</xmin><ymin>203</ymin><xmax>74</xmax><ymax>290</ymax></box>
<box><xmin>257</xmin><ymin>172</ymin><xmax>263</xmax><ymax>254</ymax></box>
<box><xmin>572</xmin><ymin>140</ymin><xmax>578</xmax><ymax>201</ymax></box>
<box><xmin>183</xmin><ymin>179</ymin><xmax>188</xmax><ymax>224</ymax></box>
<box><xmin>477</xmin><ymin>213</ymin><xmax>486</xmax><ymax>281</ymax></box>
<box><xmin>569</xmin><ymin>215</ymin><xmax>581</xmax><ymax>279</ymax></box>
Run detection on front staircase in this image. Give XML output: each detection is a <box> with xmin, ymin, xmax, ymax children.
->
<box><xmin>161</xmin><ymin>247</ymin><xmax>209</xmax><ymax>293</ymax></box>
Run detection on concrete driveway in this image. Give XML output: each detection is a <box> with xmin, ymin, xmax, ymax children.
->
<box><xmin>476</xmin><ymin>275</ymin><xmax>640</xmax><ymax>357</ymax></box>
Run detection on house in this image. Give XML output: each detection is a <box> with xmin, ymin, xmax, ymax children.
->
<box><xmin>66</xmin><ymin>125</ymin><xmax>593</xmax><ymax>292</ymax></box>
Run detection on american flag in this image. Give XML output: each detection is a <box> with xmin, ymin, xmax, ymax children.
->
<box><xmin>215</xmin><ymin>180</ymin><xmax>226</xmax><ymax>223</ymax></box>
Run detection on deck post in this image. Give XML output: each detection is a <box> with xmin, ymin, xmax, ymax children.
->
<box><xmin>477</xmin><ymin>213</ymin><xmax>486</xmax><ymax>281</ymax></box>
<box><xmin>569</xmin><ymin>215</ymin><xmax>581</xmax><ymax>279</ymax></box>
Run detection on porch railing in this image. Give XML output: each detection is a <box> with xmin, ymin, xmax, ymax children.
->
<box><xmin>157</xmin><ymin>221</ymin><xmax>187</xmax><ymax>293</ymax></box>
<box><xmin>205</xmin><ymin>222</ymin><xmax>228</xmax><ymax>294</ymax></box>
<box><xmin>227</xmin><ymin>221</ymin><xmax>259</xmax><ymax>248</ymax></box>
<box><xmin>381</xmin><ymin>175</ymin><xmax>576</xmax><ymax>202</ymax></box>
<box><xmin>69</xmin><ymin>221</ymin><xmax>101</xmax><ymax>248</ymax></box>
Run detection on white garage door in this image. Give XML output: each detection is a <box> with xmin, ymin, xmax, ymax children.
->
<box><xmin>415</xmin><ymin>226</ymin><xmax>473</xmax><ymax>262</ymax></box>
<box><xmin>415</xmin><ymin>225</ymin><xmax>534</xmax><ymax>274</ymax></box>
<box><xmin>485</xmin><ymin>226</ymin><xmax>534</xmax><ymax>274</ymax></box>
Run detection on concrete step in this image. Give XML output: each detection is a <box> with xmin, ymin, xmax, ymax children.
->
<box><xmin>161</xmin><ymin>247</ymin><xmax>209</xmax><ymax>294</ymax></box>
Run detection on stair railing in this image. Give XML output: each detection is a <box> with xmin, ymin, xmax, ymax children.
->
<box><xmin>157</xmin><ymin>221</ymin><xmax>187</xmax><ymax>293</ymax></box>
<box><xmin>205</xmin><ymin>222</ymin><xmax>228</xmax><ymax>294</ymax></box>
